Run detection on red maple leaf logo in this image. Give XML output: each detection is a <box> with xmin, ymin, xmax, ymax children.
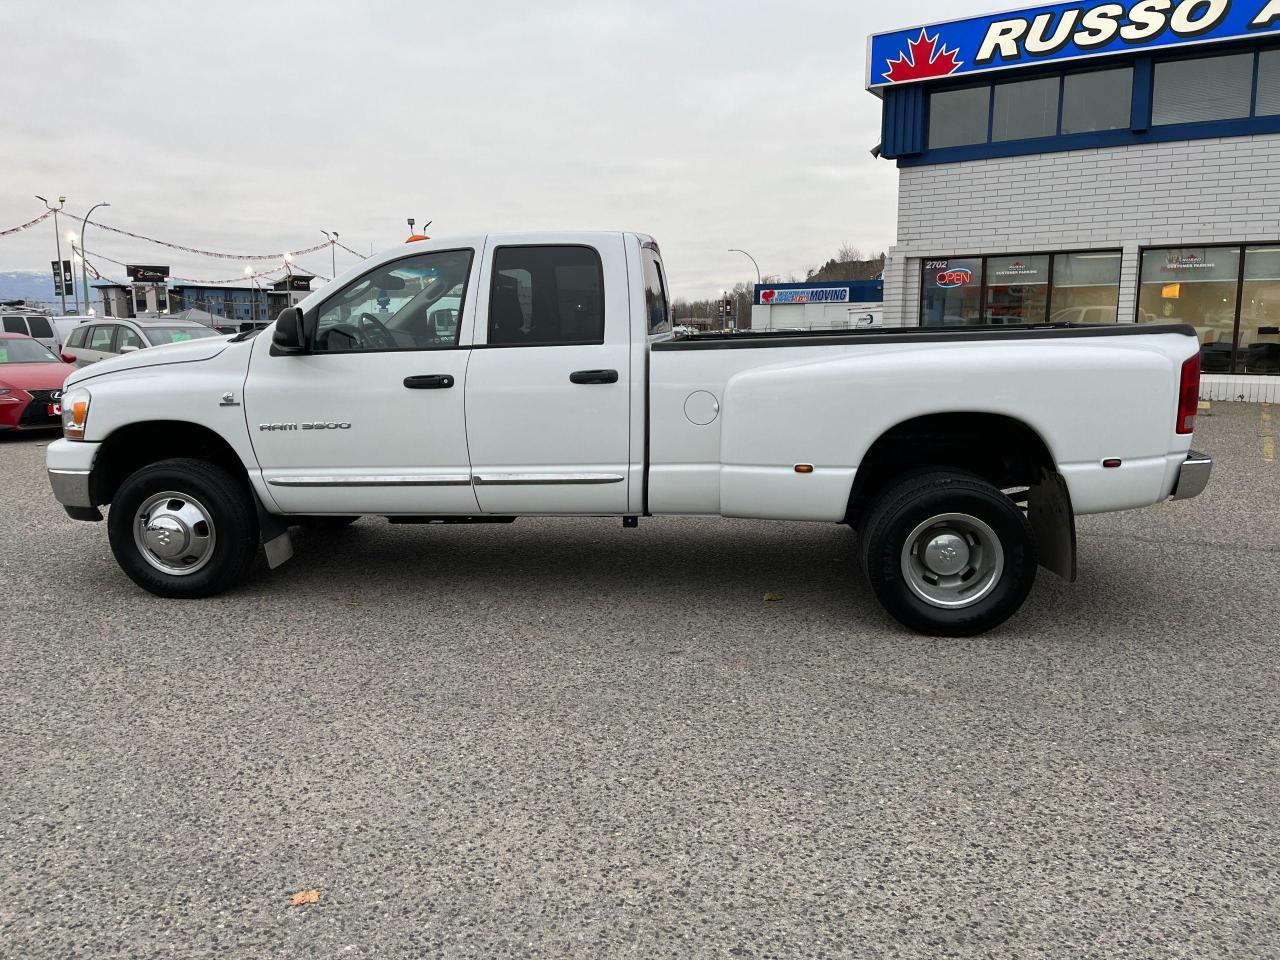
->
<box><xmin>883</xmin><ymin>29</ymin><xmax>963</xmax><ymax>84</ymax></box>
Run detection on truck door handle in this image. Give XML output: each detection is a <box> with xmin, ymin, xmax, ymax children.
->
<box><xmin>569</xmin><ymin>369</ymin><xmax>618</xmax><ymax>384</ymax></box>
<box><xmin>403</xmin><ymin>374</ymin><xmax>455</xmax><ymax>389</ymax></box>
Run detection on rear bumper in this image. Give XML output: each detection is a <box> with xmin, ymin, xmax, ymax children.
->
<box><xmin>1172</xmin><ymin>450</ymin><xmax>1212</xmax><ymax>501</ymax></box>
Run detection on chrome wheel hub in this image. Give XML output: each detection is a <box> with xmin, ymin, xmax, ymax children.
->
<box><xmin>901</xmin><ymin>513</ymin><xmax>1004</xmax><ymax>609</ymax></box>
<box><xmin>133</xmin><ymin>491</ymin><xmax>216</xmax><ymax>576</ymax></box>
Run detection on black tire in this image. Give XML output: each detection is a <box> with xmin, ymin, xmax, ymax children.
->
<box><xmin>294</xmin><ymin>515</ymin><xmax>360</xmax><ymax>532</ymax></box>
<box><xmin>861</xmin><ymin>470</ymin><xmax>1036</xmax><ymax>637</ymax></box>
<box><xmin>107</xmin><ymin>458</ymin><xmax>259</xmax><ymax>599</ymax></box>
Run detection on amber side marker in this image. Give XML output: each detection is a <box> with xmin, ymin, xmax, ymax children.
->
<box><xmin>794</xmin><ymin>464</ymin><xmax>814</xmax><ymax>474</ymax></box>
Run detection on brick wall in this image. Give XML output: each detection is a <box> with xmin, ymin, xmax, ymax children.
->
<box><xmin>882</xmin><ymin>131</ymin><xmax>1280</xmax><ymax>328</ymax></box>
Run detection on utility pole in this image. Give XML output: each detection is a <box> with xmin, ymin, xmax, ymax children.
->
<box><xmin>36</xmin><ymin>195</ymin><xmax>67</xmax><ymax>314</ymax></box>
<box><xmin>80</xmin><ymin>201</ymin><xmax>110</xmax><ymax>316</ymax></box>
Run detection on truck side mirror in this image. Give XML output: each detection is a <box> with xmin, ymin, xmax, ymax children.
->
<box><xmin>272</xmin><ymin>306</ymin><xmax>307</xmax><ymax>353</ymax></box>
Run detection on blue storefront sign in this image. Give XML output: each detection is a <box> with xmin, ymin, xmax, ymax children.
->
<box><xmin>868</xmin><ymin>0</ymin><xmax>1280</xmax><ymax>89</ymax></box>
<box><xmin>753</xmin><ymin>280</ymin><xmax>884</xmax><ymax>305</ymax></box>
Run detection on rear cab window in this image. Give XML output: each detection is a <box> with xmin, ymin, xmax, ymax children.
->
<box><xmin>488</xmin><ymin>246</ymin><xmax>605</xmax><ymax>346</ymax></box>
<box><xmin>27</xmin><ymin>316</ymin><xmax>53</xmax><ymax>339</ymax></box>
<box><xmin>2</xmin><ymin>317</ymin><xmax>25</xmax><ymax>334</ymax></box>
<box><xmin>641</xmin><ymin>247</ymin><xmax>672</xmax><ymax>336</ymax></box>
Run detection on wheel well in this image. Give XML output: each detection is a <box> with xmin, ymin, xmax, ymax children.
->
<box><xmin>846</xmin><ymin>413</ymin><xmax>1056</xmax><ymax>524</ymax></box>
<box><xmin>89</xmin><ymin>421</ymin><xmax>250</xmax><ymax>506</ymax></box>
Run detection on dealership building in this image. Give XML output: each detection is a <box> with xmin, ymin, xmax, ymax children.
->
<box><xmin>869</xmin><ymin>0</ymin><xmax>1280</xmax><ymax>400</ymax></box>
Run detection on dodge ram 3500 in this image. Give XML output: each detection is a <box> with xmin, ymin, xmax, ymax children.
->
<box><xmin>47</xmin><ymin>232</ymin><xmax>1212</xmax><ymax>635</ymax></box>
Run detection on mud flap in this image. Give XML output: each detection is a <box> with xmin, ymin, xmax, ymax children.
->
<box><xmin>1028</xmin><ymin>468</ymin><xmax>1076</xmax><ymax>582</ymax></box>
<box><xmin>252</xmin><ymin>491</ymin><xmax>294</xmax><ymax>569</ymax></box>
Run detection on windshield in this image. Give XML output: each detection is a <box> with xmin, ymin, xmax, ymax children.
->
<box><xmin>0</xmin><ymin>339</ymin><xmax>60</xmax><ymax>363</ymax></box>
<box><xmin>141</xmin><ymin>326</ymin><xmax>219</xmax><ymax>346</ymax></box>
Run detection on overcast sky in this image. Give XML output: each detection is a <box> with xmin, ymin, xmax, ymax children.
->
<box><xmin>2</xmin><ymin>0</ymin><xmax>990</xmax><ymax>301</ymax></box>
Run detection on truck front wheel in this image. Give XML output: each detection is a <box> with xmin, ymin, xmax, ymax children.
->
<box><xmin>861</xmin><ymin>471</ymin><xmax>1036</xmax><ymax>637</ymax></box>
<box><xmin>107</xmin><ymin>458</ymin><xmax>259</xmax><ymax>599</ymax></box>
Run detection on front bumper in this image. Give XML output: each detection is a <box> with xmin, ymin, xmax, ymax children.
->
<box><xmin>1172</xmin><ymin>450</ymin><xmax>1212</xmax><ymax>501</ymax></box>
<box><xmin>47</xmin><ymin>438</ymin><xmax>103</xmax><ymax>519</ymax></box>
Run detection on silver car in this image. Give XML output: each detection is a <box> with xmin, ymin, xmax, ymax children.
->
<box><xmin>61</xmin><ymin>318</ymin><xmax>220</xmax><ymax>367</ymax></box>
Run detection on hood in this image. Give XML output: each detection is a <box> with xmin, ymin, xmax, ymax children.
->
<box><xmin>0</xmin><ymin>361</ymin><xmax>74</xmax><ymax>391</ymax></box>
<box><xmin>67</xmin><ymin>335</ymin><xmax>231</xmax><ymax>386</ymax></box>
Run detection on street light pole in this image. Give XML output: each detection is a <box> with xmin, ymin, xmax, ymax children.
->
<box><xmin>727</xmin><ymin>248</ymin><xmax>762</xmax><ymax>286</ymax></box>
<box><xmin>36</xmin><ymin>195</ymin><xmax>67</xmax><ymax>314</ymax></box>
<box><xmin>729</xmin><ymin>248</ymin><xmax>763</xmax><ymax>332</ymax></box>
<box><xmin>245</xmin><ymin>267</ymin><xmax>257</xmax><ymax>326</ymax></box>
<box><xmin>321</xmin><ymin>230</ymin><xmax>338</xmax><ymax>279</ymax></box>
<box><xmin>728</xmin><ymin>248</ymin><xmax>765</xmax><ymax>332</ymax></box>
<box><xmin>80</xmin><ymin>201</ymin><xmax>110</xmax><ymax>317</ymax></box>
<box><xmin>282</xmin><ymin>252</ymin><xmax>294</xmax><ymax>312</ymax></box>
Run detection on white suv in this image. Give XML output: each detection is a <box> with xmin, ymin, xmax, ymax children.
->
<box><xmin>0</xmin><ymin>313</ymin><xmax>58</xmax><ymax>351</ymax></box>
<box><xmin>61</xmin><ymin>318</ymin><xmax>220</xmax><ymax>367</ymax></box>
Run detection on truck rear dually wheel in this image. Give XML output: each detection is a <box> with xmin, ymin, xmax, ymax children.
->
<box><xmin>861</xmin><ymin>471</ymin><xmax>1036</xmax><ymax>637</ymax></box>
<box><xmin>108</xmin><ymin>458</ymin><xmax>259</xmax><ymax>598</ymax></box>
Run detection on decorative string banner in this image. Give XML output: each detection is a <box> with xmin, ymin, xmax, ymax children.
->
<box><xmin>61</xmin><ymin>210</ymin><xmax>366</xmax><ymax>263</ymax></box>
<box><xmin>77</xmin><ymin>245</ymin><xmax>291</xmax><ymax>286</ymax></box>
<box><xmin>0</xmin><ymin>210</ymin><xmax>54</xmax><ymax>237</ymax></box>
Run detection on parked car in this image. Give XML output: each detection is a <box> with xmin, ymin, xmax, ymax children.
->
<box><xmin>49</xmin><ymin>315</ymin><xmax>95</xmax><ymax>350</ymax></box>
<box><xmin>0</xmin><ymin>332</ymin><xmax>72</xmax><ymax>432</ymax></box>
<box><xmin>46</xmin><ymin>232</ymin><xmax>1211</xmax><ymax>636</ymax></box>
<box><xmin>0</xmin><ymin>312</ymin><xmax>58</xmax><ymax>351</ymax></box>
<box><xmin>60</xmin><ymin>317</ymin><xmax>220</xmax><ymax>367</ymax></box>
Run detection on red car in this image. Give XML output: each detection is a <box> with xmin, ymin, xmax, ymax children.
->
<box><xmin>0</xmin><ymin>332</ymin><xmax>73</xmax><ymax>433</ymax></box>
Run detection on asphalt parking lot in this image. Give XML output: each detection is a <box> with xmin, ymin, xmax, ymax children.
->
<box><xmin>1</xmin><ymin>402</ymin><xmax>1277</xmax><ymax>959</ymax></box>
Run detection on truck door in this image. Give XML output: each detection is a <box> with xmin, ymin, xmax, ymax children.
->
<box><xmin>464</xmin><ymin>235</ymin><xmax>632</xmax><ymax>514</ymax></box>
<box><xmin>245</xmin><ymin>247</ymin><xmax>480</xmax><ymax>516</ymax></box>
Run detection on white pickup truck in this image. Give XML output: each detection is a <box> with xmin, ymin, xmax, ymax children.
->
<box><xmin>47</xmin><ymin>232</ymin><xmax>1211</xmax><ymax>635</ymax></box>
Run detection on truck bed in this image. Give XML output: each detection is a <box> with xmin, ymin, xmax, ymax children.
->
<box><xmin>647</xmin><ymin>321</ymin><xmax>1200</xmax><ymax>522</ymax></box>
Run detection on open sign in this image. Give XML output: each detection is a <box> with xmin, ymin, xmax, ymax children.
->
<box><xmin>935</xmin><ymin>268</ymin><xmax>973</xmax><ymax>288</ymax></box>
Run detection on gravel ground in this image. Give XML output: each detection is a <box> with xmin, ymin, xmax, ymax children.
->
<box><xmin>1</xmin><ymin>402</ymin><xmax>1277</xmax><ymax>959</ymax></box>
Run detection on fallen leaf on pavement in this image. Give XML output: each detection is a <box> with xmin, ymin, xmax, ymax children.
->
<box><xmin>763</xmin><ymin>592</ymin><xmax>784</xmax><ymax>602</ymax></box>
<box><xmin>290</xmin><ymin>890</ymin><xmax>321</xmax><ymax>906</ymax></box>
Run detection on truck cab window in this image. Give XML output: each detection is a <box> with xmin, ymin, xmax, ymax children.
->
<box><xmin>642</xmin><ymin>249</ymin><xmax>671</xmax><ymax>335</ymax></box>
<box><xmin>312</xmin><ymin>249</ymin><xmax>473</xmax><ymax>353</ymax></box>
<box><xmin>488</xmin><ymin>246</ymin><xmax>604</xmax><ymax>346</ymax></box>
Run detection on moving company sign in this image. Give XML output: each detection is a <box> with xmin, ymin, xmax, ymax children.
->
<box><xmin>868</xmin><ymin>0</ymin><xmax>1280</xmax><ymax>89</ymax></box>
<box><xmin>758</xmin><ymin>286</ymin><xmax>851</xmax><ymax>305</ymax></box>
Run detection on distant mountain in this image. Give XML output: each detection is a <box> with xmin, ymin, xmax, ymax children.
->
<box><xmin>0</xmin><ymin>270</ymin><xmax>58</xmax><ymax>307</ymax></box>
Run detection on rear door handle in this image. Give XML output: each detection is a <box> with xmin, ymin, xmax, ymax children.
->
<box><xmin>403</xmin><ymin>374</ymin><xmax>455</xmax><ymax>389</ymax></box>
<box><xmin>569</xmin><ymin>369</ymin><xmax>618</xmax><ymax>385</ymax></box>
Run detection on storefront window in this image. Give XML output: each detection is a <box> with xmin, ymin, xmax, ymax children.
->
<box><xmin>1239</xmin><ymin>247</ymin><xmax>1280</xmax><ymax>376</ymax></box>
<box><xmin>1152</xmin><ymin>53</ymin><xmax>1253</xmax><ymax>126</ymax></box>
<box><xmin>1138</xmin><ymin>247</ymin><xmax>1241</xmax><ymax>374</ymax></box>
<box><xmin>921</xmin><ymin>258</ymin><xmax>983</xmax><ymax>326</ymax></box>
<box><xmin>1049</xmin><ymin>252</ymin><xmax>1122</xmax><ymax>323</ymax></box>
<box><xmin>992</xmin><ymin>77</ymin><xmax>1059</xmax><ymax>142</ymax></box>
<box><xmin>1258</xmin><ymin>50</ymin><xmax>1280</xmax><ymax>117</ymax></box>
<box><xmin>984</xmin><ymin>256</ymin><xmax>1049</xmax><ymax>323</ymax></box>
<box><xmin>1061</xmin><ymin>68</ymin><xmax>1133</xmax><ymax>134</ymax></box>
<box><xmin>928</xmin><ymin>87</ymin><xmax>990</xmax><ymax>150</ymax></box>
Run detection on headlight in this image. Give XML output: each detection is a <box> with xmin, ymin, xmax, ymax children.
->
<box><xmin>62</xmin><ymin>387</ymin><xmax>91</xmax><ymax>440</ymax></box>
